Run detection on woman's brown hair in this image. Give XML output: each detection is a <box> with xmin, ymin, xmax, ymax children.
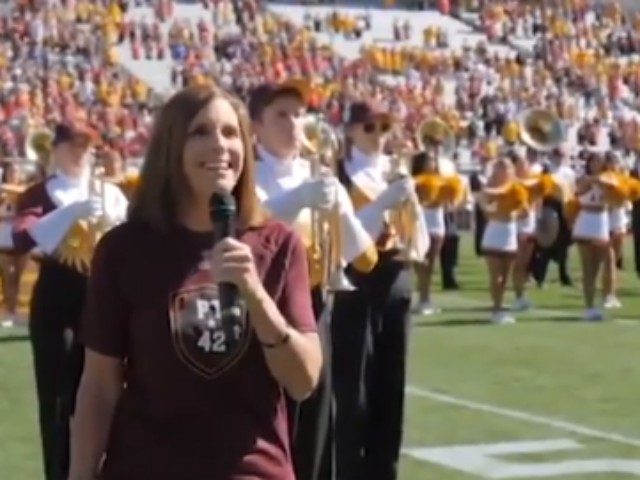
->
<box><xmin>128</xmin><ymin>84</ymin><xmax>264</xmax><ymax>230</ymax></box>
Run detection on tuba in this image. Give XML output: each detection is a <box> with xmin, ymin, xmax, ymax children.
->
<box><xmin>518</xmin><ymin>108</ymin><xmax>564</xmax><ymax>152</ymax></box>
<box><xmin>300</xmin><ymin>113</ymin><xmax>355</xmax><ymax>295</ymax></box>
<box><xmin>417</xmin><ymin>118</ymin><xmax>456</xmax><ymax>159</ymax></box>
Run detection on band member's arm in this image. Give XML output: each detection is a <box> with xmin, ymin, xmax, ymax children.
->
<box><xmin>355</xmin><ymin>177</ymin><xmax>413</xmax><ymax>239</ymax></box>
<box><xmin>213</xmin><ymin>234</ymin><xmax>321</xmax><ymax>401</ymax></box>
<box><xmin>11</xmin><ymin>186</ymin><xmax>100</xmax><ymax>255</ymax></box>
<box><xmin>261</xmin><ymin>179</ymin><xmax>333</xmax><ymax>224</ymax></box>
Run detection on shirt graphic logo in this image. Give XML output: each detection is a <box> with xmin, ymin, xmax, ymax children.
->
<box><xmin>169</xmin><ymin>272</ymin><xmax>250</xmax><ymax>380</ymax></box>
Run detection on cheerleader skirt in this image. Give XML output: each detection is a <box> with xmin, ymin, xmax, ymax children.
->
<box><xmin>517</xmin><ymin>209</ymin><xmax>536</xmax><ymax>238</ymax></box>
<box><xmin>424</xmin><ymin>207</ymin><xmax>445</xmax><ymax>237</ymax></box>
<box><xmin>572</xmin><ymin>210</ymin><xmax>609</xmax><ymax>243</ymax></box>
<box><xmin>482</xmin><ymin>220</ymin><xmax>518</xmax><ymax>253</ymax></box>
<box><xmin>609</xmin><ymin>207</ymin><xmax>628</xmax><ymax>234</ymax></box>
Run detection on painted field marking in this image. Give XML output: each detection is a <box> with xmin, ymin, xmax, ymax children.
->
<box><xmin>406</xmin><ymin>385</ymin><xmax>640</xmax><ymax>448</ymax></box>
<box><xmin>404</xmin><ymin>438</ymin><xmax>640</xmax><ymax>478</ymax></box>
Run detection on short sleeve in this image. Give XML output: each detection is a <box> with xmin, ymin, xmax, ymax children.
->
<box><xmin>278</xmin><ymin>231</ymin><xmax>317</xmax><ymax>334</ymax></box>
<box><xmin>79</xmin><ymin>228</ymin><xmax>129</xmax><ymax>357</ymax></box>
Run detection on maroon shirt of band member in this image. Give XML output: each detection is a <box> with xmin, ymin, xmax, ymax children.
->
<box><xmin>80</xmin><ymin>219</ymin><xmax>316</xmax><ymax>480</ymax></box>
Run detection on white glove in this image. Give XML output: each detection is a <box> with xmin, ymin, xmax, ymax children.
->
<box><xmin>297</xmin><ymin>176</ymin><xmax>340</xmax><ymax>211</ymax></box>
<box><xmin>72</xmin><ymin>195</ymin><xmax>104</xmax><ymax>221</ymax></box>
<box><xmin>374</xmin><ymin>177</ymin><xmax>414</xmax><ymax>211</ymax></box>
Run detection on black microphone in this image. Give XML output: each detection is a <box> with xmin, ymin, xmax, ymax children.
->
<box><xmin>209</xmin><ymin>192</ymin><xmax>242</xmax><ymax>350</ymax></box>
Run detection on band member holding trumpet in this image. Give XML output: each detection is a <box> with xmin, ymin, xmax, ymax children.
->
<box><xmin>248</xmin><ymin>81</ymin><xmax>376</xmax><ymax>480</ymax></box>
<box><xmin>478</xmin><ymin>157</ymin><xmax>529</xmax><ymax>324</ymax></box>
<box><xmin>333</xmin><ymin>100</ymin><xmax>428</xmax><ymax>480</ymax></box>
<box><xmin>2</xmin><ymin>122</ymin><xmax>128</xmax><ymax>480</ymax></box>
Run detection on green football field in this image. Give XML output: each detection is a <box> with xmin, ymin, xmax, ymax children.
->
<box><xmin>1</xmin><ymin>234</ymin><xmax>639</xmax><ymax>479</ymax></box>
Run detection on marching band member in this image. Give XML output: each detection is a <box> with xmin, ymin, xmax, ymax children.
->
<box><xmin>602</xmin><ymin>151</ymin><xmax>626</xmax><ymax>309</ymax></box>
<box><xmin>412</xmin><ymin>149</ymin><xmax>464</xmax><ymax>314</ymax></box>
<box><xmin>0</xmin><ymin>160</ymin><xmax>28</xmax><ymax>327</ymax></box>
<box><xmin>333</xmin><ymin>100</ymin><xmax>428</xmax><ymax>480</ymax></box>
<box><xmin>248</xmin><ymin>81</ymin><xmax>375</xmax><ymax>480</ymax></box>
<box><xmin>4</xmin><ymin>122</ymin><xmax>128</xmax><ymax>480</ymax></box>
<box><xmin>71</xmin><ymin>84</ymin><xmax>321</xmax><ymax>480</ymax></box>
<box><xmin>571</xmin><ymin>151</ymin><xmax>626</xmax><ymax>321</ymax></box>
<box><xmin>478</xmin><ymin>157</ymin><xmax>528</xmax><ymax>324</ymax></box>
<box><xmin>439</xmin><ymin>151</ymin><xmax>463</xmax><ymax>291</ymax></box>
<box><xmin>469</xmin><ymin>152</ymin><xmax>492</xmax><ymax>257</ymax></box>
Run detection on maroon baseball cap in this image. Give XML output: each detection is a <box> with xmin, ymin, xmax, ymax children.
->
<box><xmin>346</xmin><ymin>100</ymin><xmax>393</xmax><ymax>125</ymax></box>
<box><xmin>52</xmin><ymin>122</ymin><xmax>98</xmax><ymax>147</ymax></box>
<box><xmin>248</xmin><ymin>78</ymin><xmax>311</xmax><ymax>121</ymax></box>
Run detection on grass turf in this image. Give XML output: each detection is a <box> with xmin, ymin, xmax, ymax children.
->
<box><xmin>1</xmin><ymin>234</ymin><xmax>639</xmax><ymax>479</ymax></box>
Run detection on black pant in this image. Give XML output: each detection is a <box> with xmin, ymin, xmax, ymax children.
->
<box><xmin>474</xmin><ymin>205</ymin><xmax>487</xmax><ymax>257</ymax></box>
<box><xmin>29</xmin><ymin>262</ymin><xmax>87</xmax><ymax>480</ymax></box>
<box><xmin>440</xmin><ymin>213</ymin><xmax>459</xmax><ymax>288</ymax></box>
<box><xmin>331</xmin><ymin>253</ymin><xmax>412</xmax><ymax>480</ymax></box>
<box><xmin>290</xmin><ymin>288</ymin><xmax>335</xmax><ymax>480</ymax></box>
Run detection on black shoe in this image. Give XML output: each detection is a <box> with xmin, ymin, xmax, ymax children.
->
<box><xmin>560</xmin><ymin>275</ymin><xmax>573</xmax><ymax>287</ymax></box>
<box><xmin>442</xmin><ymin>280</ymin><xmax>460</xmax><ymax>290</ymax></box>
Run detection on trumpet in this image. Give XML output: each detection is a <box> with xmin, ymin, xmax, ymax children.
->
<box><xmin>300</xmin><ymin>113</ymin><xmax>355</xmax><ymax>295</ymax></box>
<box><xmin>388</xmin><ymin>149</ymin><xmax>426</xmax><ymax>263</ymax></box>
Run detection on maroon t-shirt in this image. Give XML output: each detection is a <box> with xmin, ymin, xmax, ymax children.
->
<box><xmin>80</xmin><ymin>219</ymin><xmax>316</xmax><ymax>480</ymax></box>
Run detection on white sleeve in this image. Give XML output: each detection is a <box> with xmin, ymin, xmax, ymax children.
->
<box><xmin>27</xmin><ymin>203</ymin><xmax>83</xmax><ymax>255</ymax></box>
<box><xmin>263</xmin><ymin>185</ymin><xmax>306</xmax><ymax>224</ymax></box>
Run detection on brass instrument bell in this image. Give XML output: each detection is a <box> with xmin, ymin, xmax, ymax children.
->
<box><xmin>518</xmin><ymin>108</ymin><xmax>564</xmax><ymax>152</ymax></box>
<box><xmin>417</xmin><ymin>118</ymin><xmax>456</xmax><ymax>158</ymax></box>
<box><xmin>300</xmin><ymin>113</ymin><xmax>355</xmax><ymax>293</ymax></box>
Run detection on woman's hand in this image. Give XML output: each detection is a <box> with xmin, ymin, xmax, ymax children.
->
<box><xmin>210</xmin><ymin>238</ymin><xmax>262</xmax><ymax>299</ymax></box>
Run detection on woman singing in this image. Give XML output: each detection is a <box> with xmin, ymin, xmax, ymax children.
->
<box><xmin>69</xmin><ymin>85</ymin><xmax>322</xmax><ymax>480</ymax></box>
<box><xmin>479</xmin><ymin>157</ymin><xmax>528</xmax><ymax>325</ymax></box>
<box><xmin>8</xmin><ymin>122</ymin><xmax>128</xmax><ymax>480</ymax></box>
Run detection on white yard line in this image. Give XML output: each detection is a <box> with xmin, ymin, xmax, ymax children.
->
<box><xmin>406</xmin><ymin>385</ymin><xmax>640</xmax><ymax>448</ymax></box>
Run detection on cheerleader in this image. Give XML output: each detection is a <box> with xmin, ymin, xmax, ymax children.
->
<box><xmin>479</xmin><ymin>157</ymin><xmax>528</xmax><ymax>324</ymax></box>
<box><xmin>571</xmin><ymin>151</ymin><xmax>625</xmax><ymax>321</ymax></box>
<box><xmin>510</xmin><ymin>150</ymin><xmax>555</xmax><ymax>311</ymax></box>
<box><xmin>602</xmin><ymin>152</ymin><xmax>626</xmax><ymax>309</ymax></box>
<box><xmin>412</xmin><ymin>150</ymin><xmax>464</xmax><ymax>315</ymax></box>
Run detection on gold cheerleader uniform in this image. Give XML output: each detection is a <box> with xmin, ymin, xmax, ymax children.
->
<box><xmin>516</xmin><ymin>174</ymin><xmax>556</xmax><ymax>240</ymax></box>
<box><xmin>414</xmin><ymin>173</ymin><xmax>464</xmax><ymax>238</ymax></box>
<box><xmin>481</xmin><ymin>182</ymin><xmax>529</xmax><ymax>254</ymax></box>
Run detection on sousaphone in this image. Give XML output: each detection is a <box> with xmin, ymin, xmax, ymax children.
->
<box><xmin>518</xmin><ymin>108</ymin><xmax>564</xmax><ymax>152</ymax></box>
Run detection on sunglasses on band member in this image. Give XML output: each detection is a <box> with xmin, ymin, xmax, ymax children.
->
<box><xmin>363</xmin><ymin>122</ymin><xmax>391</xmax><ymax>134</ymax></box>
